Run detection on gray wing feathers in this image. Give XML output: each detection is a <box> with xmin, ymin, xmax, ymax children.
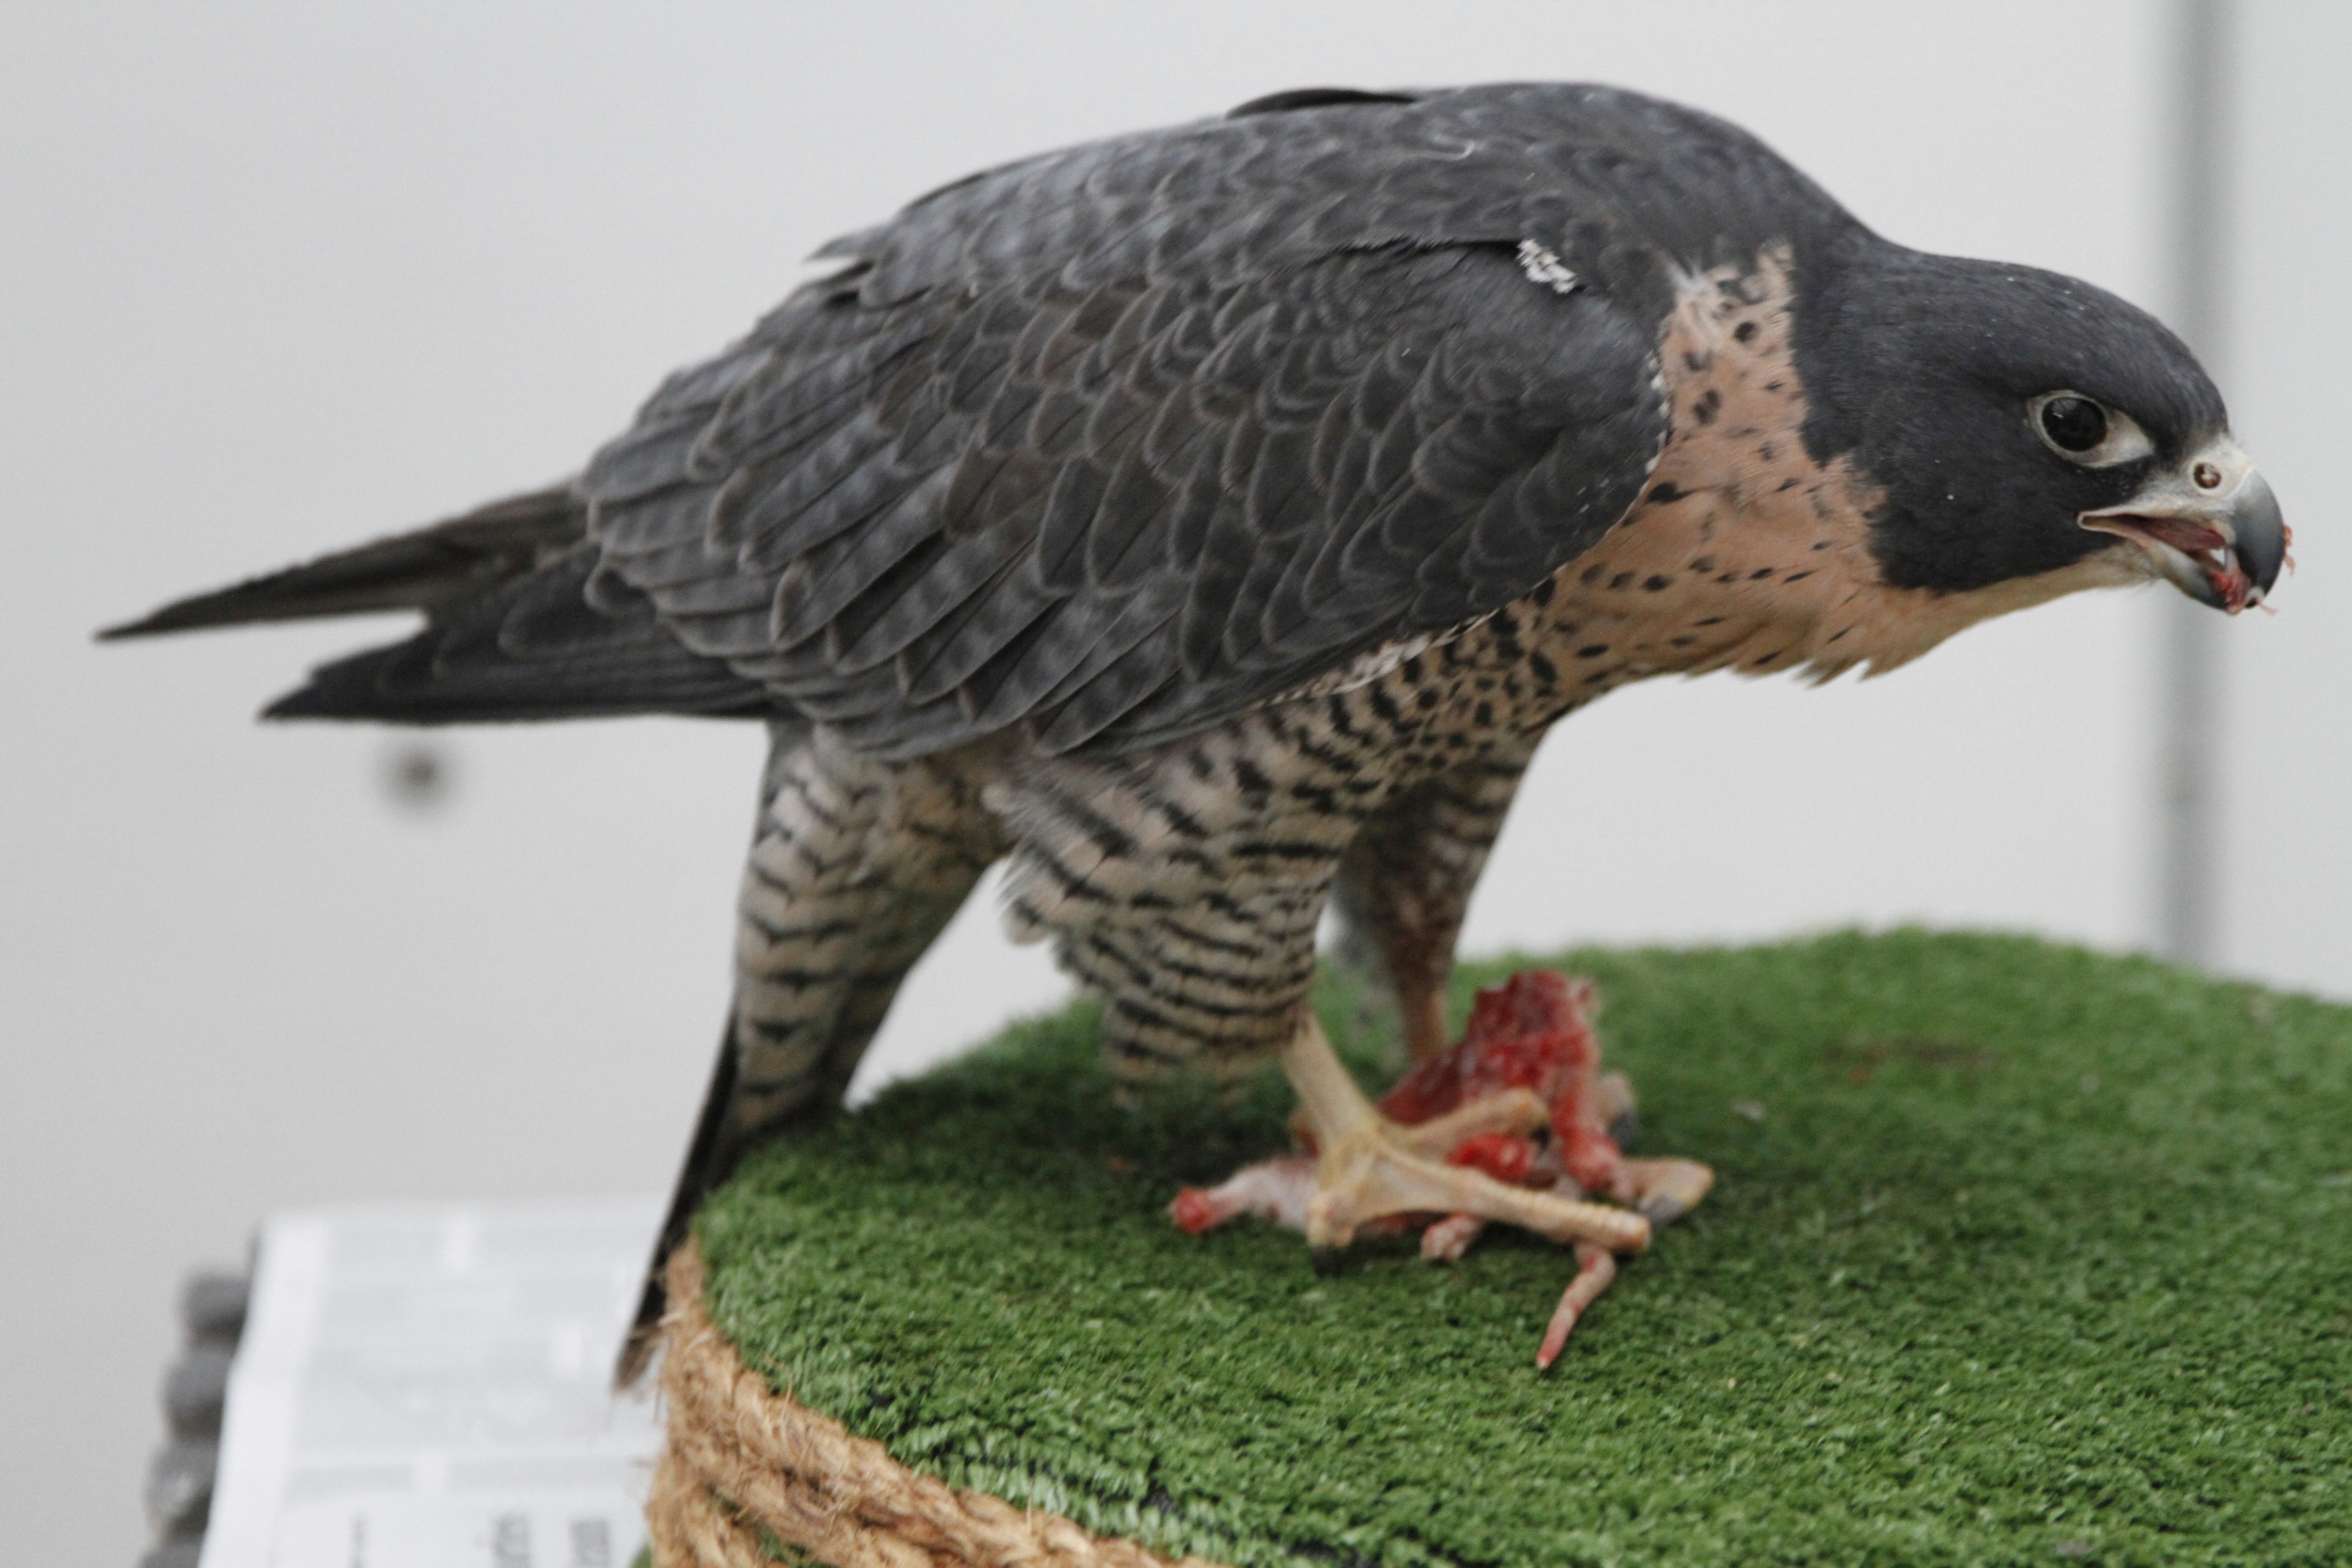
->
<box><xmin>580</xmin><ymin>87</ymin><xmax>1696</xmax><ymax>757</ymax></box>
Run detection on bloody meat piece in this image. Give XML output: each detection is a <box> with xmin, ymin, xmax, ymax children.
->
<box><xmin>1377</xmin><ymin>971</ymin><xmax>1631</xmax><ymax>1201</ymax></box>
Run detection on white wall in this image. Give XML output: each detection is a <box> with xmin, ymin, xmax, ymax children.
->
<box><xmin>5</xmin><ymin>3</ymin><xmax>2339</xmax><ymax>1559</ymax></box>
<box><xmin>2218</xmin><ymin>2</ymin><xmax>2352</xmax><ymax>992</ymax></box>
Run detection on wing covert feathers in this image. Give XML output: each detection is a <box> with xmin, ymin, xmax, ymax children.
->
<box><xmin>583</xmin><ymin>93</ymin><xmax>1701</xmax><ymax>759</ymax></box>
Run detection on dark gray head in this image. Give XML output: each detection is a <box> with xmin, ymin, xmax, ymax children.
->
<box><xmin>1798</xmin><ymin>247</ymin><xmax>2284</xmax><ymax>612</ymax></box>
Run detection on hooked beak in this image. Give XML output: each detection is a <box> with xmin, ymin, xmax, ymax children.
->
<box><xmin>2079</xmin><ymin>437</ymin><xmax>2288</xmax><ymax>613</ymax></box>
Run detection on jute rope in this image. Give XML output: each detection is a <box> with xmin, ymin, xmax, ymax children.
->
<box><xmin>648</xmin><ymin>1243</ymin><xmax>1233</xmax><ymax>1568</ymax></box>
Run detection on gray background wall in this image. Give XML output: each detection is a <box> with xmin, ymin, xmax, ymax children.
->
<box><xmin>4</xmin><ymin>3</ymin><xmax>2344</xmax><ymax>1558</ymax></box>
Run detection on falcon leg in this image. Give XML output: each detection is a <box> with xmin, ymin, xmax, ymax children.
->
<box><xmin>621</xmin><ymin>725</ymin><xmax>1003</xmax><ymax>1384</ymax></box>
<box><xmin>1331</xmin><ymin>744</ymin><xmax>1540</xmax><ymax>1062</ymax></box>
<box><xmin>1278</xmin><ymin>1010</ymin><xmax>1650</xmax><ymax>1256</ymax></box>
<box><xmin>725</xmin><ymin>729</ymin><xmax>1002</xmax><ymax>1126</ymax></box>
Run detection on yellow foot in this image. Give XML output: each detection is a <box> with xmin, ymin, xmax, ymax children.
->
<box><xmin>1279</xmin><ymin>1014</ymin><xmax>1652</xmax><ymax>1257</ymax></box>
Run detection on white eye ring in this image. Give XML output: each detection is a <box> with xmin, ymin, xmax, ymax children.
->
<box><xmin>2029</xmin><ymin>391</ymin><xmax>2155</xmax><ymax>467</ymax></box>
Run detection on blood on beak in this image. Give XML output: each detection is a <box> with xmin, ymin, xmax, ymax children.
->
<box><xmin>2079</xmin><ymin>438</ymin><xmax>2287</xmax><ymax>613</ymax></box>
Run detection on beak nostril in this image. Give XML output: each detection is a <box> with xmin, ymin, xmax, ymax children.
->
<box><xmin>2083</xmin><ymin>448</ymin><xmax>2279</xmax><ymax>611</ymax></box>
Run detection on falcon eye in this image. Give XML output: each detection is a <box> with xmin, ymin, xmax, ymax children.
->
<box><xmin>2040</xmin><ymin>396</ymin><xmax>2106</xmax><ymax>451</ymax></box>
<box><xmin>2028</xmin><ymin>391</ymin><xmax>2155</xmax><ymax>467</ymax></box>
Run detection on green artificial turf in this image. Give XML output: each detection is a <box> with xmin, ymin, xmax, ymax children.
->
<box><xmin>695</xmin><ymin>931</ymin><xmax>2352</xmax><ymax>1568</ymax></box>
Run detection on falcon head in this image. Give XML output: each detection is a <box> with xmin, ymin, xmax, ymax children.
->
<box><xmin>1805</xmin><ymin>250</ymin><xmax>2287</xmax><ymax>613</ymax></box>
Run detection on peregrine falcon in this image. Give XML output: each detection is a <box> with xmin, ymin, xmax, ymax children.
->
<box><xmin>107</xmin><ymin>84</ymin><xmax>2288</xmax><ymax>1376</ymax></box>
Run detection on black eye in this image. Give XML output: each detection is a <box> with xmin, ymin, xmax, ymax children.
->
<box><xmin>2039</xmin><ymin>396</ymin><xmax>2108</xmax><ymax>453</ymax></box>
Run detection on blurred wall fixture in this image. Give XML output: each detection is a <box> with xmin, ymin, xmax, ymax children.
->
<box><xmin>2156</xmin><ymin>0</ymin><xmax>2234</xmax><ymax>968</ymax></box>
<box><xmin>378</xmin><ymin>740</ymin><xmax>456</xmax><ymax>814</ymax></box>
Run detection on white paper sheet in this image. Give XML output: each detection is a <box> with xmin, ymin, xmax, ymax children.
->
<box><xmin>200</xmin><ymin>1198</ymin><xmax>667</xmax><ymax>1568</ymax></box>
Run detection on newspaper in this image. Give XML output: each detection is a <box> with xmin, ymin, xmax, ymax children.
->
<box><xmin>199</xmin><ymin>1199</ymin><xmax>667</xmax><ymax>1568</ymax></box>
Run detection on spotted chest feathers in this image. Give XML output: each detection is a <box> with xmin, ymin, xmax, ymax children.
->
<box><xmin>973</xmin><ymin>246</ymin><xmax>2139</xmax><ymax>1078</ymax></box>
<box><xmin>1507</xmin><ymin>245</ymin><xmax>2139</xmax><ymax>702</ymax></box>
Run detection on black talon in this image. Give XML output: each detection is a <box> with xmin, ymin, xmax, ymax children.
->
<box><xmin>1310</xmin><ymin>1245</ymin><xmax>1346</xmax><ymax>1278</ymax></box>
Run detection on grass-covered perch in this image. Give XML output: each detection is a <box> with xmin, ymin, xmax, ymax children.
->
<box><xmin>691</xmin><ymin>931</ymin><xmax>2352</xmax><ymax>1567</ymax></box>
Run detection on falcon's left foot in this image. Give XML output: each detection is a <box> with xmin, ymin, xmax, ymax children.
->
<box><xmin>1273</xmin><ymin>1013</ymin><xmax>1652</xmax><ymax>1258</ymax></box>
<box><xmin>1172</xmin><ymin>973</ymin><xmax>1714</xmax><ymax>1366</ymax></box>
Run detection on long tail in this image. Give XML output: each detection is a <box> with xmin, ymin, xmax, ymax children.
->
<box><xmin>101</xmin><ymin>485</ymin><xmax>774</xmax><ymax>723</ymax></box>
<box><xmin>101</xmin><ymin>485</ymin><xmax>586</xmax><ymax>637</ymax></box>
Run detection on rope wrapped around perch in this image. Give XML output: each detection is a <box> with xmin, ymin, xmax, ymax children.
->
<box><xmin>647</xmin><ymin>1244</ymin><xmax>1231</xmax><ymax>1568</ymax></box>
